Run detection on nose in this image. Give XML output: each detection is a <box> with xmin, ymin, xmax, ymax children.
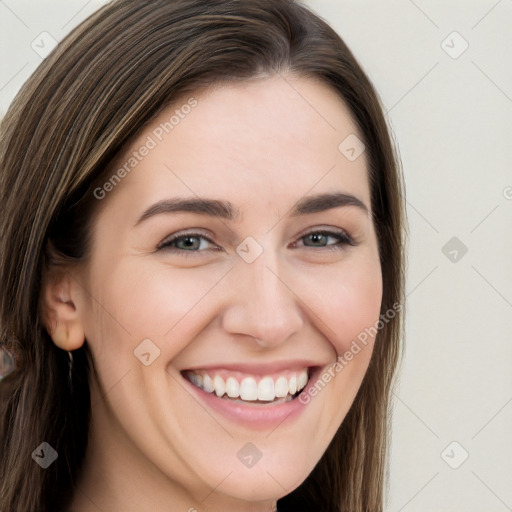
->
<box><xmin>221</xmin><ymin>250</ymin><xmax>304</xmax><ymax>348</ymax></box>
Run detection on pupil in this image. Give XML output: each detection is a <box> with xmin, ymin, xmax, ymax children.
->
<box><xmin>181</xmin><ymin>237</ymin><xmax>198</xmax><ymax>249</ymax></box>
<box><xmin>309</xmin><ymin>234</ymin><xmax>325</xmax><ymax>245</ymax></box>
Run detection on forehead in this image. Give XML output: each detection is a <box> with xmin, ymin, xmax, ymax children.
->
<box><xmin>101</xmin><ymin>74</ymin><xmax>370</xmax><ymax>218</ymax></box>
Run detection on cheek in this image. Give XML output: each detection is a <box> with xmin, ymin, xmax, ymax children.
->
<box><xmin>340</xmin><ymin>269</ymin><xmax>382</xmax><ymax>343</ymax></box>
<box><xmin>300</xmin><ymin>255</ymin><xmax>382</xmax><ymax>421</ymax></box>
<box><xmin>305</xmin><ymin>253</ymin><xmax>383</xmax><ymax>356</ymax></box>
<box><xmin>83</xmin><ymin>260</ymin><xmax>229</xmax><ymax>357</ymax></box>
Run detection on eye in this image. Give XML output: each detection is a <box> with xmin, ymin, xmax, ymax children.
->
<box><xmin>294</xmin><ymin>229</ymin><xmax>355</xmax><ymax>250</ymax></box>
<box><xmin>157</xmin><ymin>228</ymin><xmax>355</xmax><ymax>256</ymax></box>
<box><xmin>157</xmin><ymin>232</ymin><xmax>219</xmax><ymax>255</ymax></box>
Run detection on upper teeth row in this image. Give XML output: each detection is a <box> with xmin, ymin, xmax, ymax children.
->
<box><xmin>186</xmin><ymin>369</ymin><xmax>309</xmax><ymax>402</ymax></box>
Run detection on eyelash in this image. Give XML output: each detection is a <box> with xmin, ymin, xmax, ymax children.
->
<box><xmin>157</xmin><ymin>229</ymin><xmax>355</xmax><ymax>256</ymax></box>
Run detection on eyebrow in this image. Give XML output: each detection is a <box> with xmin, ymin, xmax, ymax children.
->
<box><xmin>135</xmin><ymin>192</ymin><xmax>368</xmax><ymax>225</ymax></box>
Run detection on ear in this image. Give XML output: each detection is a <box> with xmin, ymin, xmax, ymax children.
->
<box><xmin>40</xmin><ymin>269</ymin><xmax>85</xmax><ymax>351</ymax></box>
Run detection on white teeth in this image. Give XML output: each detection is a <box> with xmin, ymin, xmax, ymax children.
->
<box><xmin>186</xmin><ymin>368</ymin><xmax>310</xmax><ymax>403</ymax></box>
<box><xmin>213</xmin><ymin>375</ymin><xmax>225</xmax><ymax>397</ymax></box>
<box><xmin>288</xmin><ymin>375</ymin><xmax>297</xmax><ymax>395</ymax></box>
<box><xmin>240</xmin><ymin>377</ymin><xmax>258</xmax><ymax>400</ymax></box>
<box><xmin>203</xmin><ymin>374</ymin><xmax>214</xmax><ymax>393</ymax></box>
<box><xmin>258</xmin><ymin>377</ymin><xmax>275</xmax><ymax>401</ymax></box>
<box><xmin>225</xmin><ymin>377</ymin><xmax>239</xmax><ymax>398</ymax></box>
<box><xmin>274</xmin><ymin>376</ymin><xmax>289</xmax><ymax>398</ymax></box>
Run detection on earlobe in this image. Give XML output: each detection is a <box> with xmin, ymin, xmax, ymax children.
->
<box><xmin>50</xmin><ymin>318</ymin><xmax>85</xmax><ymax>351</ymax></box>
<box><xmin>41</xmin><ymin>272</ymin><xmax>86</xmax><ymax>351</ymax></box>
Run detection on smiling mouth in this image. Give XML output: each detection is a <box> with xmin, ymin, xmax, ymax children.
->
<box><xmin>182</xmin><ymin>368</ymin><xmax>311</xmax><ymax>405</ymax></box>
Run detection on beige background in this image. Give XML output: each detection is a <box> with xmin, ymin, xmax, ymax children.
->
<box><xmin>1</xmin><ymin>1</ymin><xmax>511</xmax><ymax>510</ymax></box>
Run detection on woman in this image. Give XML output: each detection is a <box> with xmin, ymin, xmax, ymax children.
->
<box><xmin>0</xmin><ymin>0</ymin><xmax>406</xmax><ymax>511</ymax></box>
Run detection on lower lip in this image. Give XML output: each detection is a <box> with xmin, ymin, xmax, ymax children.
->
<box><xmin>181</xmin><ymin>368</ymin><xmax>322</xmax><ymax>430</ymax></box>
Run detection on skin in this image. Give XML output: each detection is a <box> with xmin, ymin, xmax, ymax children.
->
<box><xmin>43</xmin><ymin>74</ymin><xmax>383</xmax><ymax>512</ymax></box>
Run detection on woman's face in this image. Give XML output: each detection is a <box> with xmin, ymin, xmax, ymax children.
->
<box><xmin>71</xmin><ymin>75</ymin><xmax>382</xmax><ymax>510</ymax></box>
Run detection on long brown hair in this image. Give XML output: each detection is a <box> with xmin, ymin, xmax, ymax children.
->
<box><xmin>0</xmin><ymin>1</ymin><xmax>406</xmax><ymax>510</ymax></box>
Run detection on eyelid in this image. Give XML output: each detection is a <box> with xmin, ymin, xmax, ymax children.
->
<box><xmin>292</xmin><ymin>227</ymin><xmax>355</xmax><ymax>248</ymax></box>
<box><xmin>156</xmin><ymin>229</ymin><xmax>217</xmax><ymax>252</ymax></box>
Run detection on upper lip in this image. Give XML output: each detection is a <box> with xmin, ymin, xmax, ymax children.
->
<box><xmin>181</xmin><ymin>360</ymin><xmax>328</xmax><ymax>376</ymax></box>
